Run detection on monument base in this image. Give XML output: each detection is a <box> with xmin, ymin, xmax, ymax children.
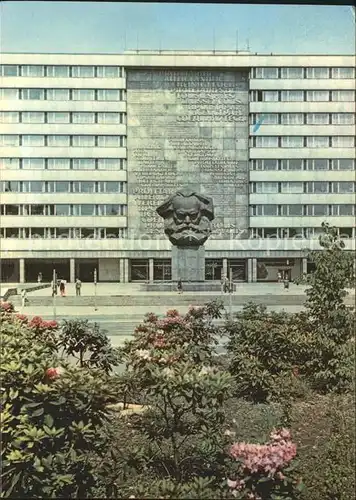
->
<box><xmin>144</xmin><ymin>282</ymin><xmax>222</xmax><ymax>292</ymax></box>
<box><xmin>171</xmin><ymin>245</ymin><xmax>205</xmax><ymax>282</ymax></box>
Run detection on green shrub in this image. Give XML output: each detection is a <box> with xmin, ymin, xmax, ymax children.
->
<box><xmin>1</xmin><ymin>315</ymin><xmax>117</xmax><ymax>498</ymax></box>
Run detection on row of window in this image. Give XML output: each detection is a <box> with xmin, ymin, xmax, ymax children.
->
<box><xmin>250</xmin><ymin>182</ymin><xmax>355</xmax><ymax>194</ymax></box>
<box><xmin>0</xmin><ymin>111</ymin><xmax>125</xmax><ymax>124</ymax></box>
<box><xmin>251</xmin><ymin>67</ymin><xmax>355</xmax><ymax>80</ymax></box>
<box><xmin>1</xmin><ymin>181</ymin><xmax>126</xmax><ymax>193</ymax></box>
<box><xmin>1</xmin><ymin>227</ymin><xmax>128</xmax><ymax>239</ymax></box>
<box><xmin>1</xmin><ymin>134</ymin><xmax>126</xmax><ymax>148</ymax></box>
<box><xmin>1</xmin><ymin>204</ymin><xmax>127</xmax><ymax>216</ymax></box>
<box><xmin>250</xmin><ymin>90</ymin><xmax>355</xmax><ymax>102</ymax></box>
<box><xmin>0</xmin><ymin>88</ymin><xmax>125</xmax><ymax>101</ymax></box>
<box><xmin>250</xmin><ymin>204</ymin><xmax>355</xmax><ymax>217</ymax></box>
<box><xmin>1</xmin><ymin>226</ymin><xmax>353</xmax><ymax>240</ymax></box>
<box><xmin>250</xmin><ymin>113</ymin><xmax>355</xmax><ymax>125</ymax></box>
<box><xmin>1</xmin><ymin>65</ymin><xmax>124</xmax><ymax>78</ymax></box>
<box><xmin>1</xmin><ymin>158</ymin><xmax>126</xmax><ymax>171</ymax></box>
<box><xmin>251</xmin><ymin>159</ymin><xmax>355</xmax><ymax>171</ymax></box>
<box><xmin>250</xmin><ymin>227</ymin><xmax>354</xmax><ymax>238</ymax></box>
<box><xmin>250</xmin><ymin>136</ymin><xmax>355</xmax><ymax>148</ymax></box>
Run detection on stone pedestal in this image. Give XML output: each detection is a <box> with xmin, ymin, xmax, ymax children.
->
<box><xmin>171</xmin><ymin>246</ymin><xmax>205</xmax><ymax>282</ymax></box>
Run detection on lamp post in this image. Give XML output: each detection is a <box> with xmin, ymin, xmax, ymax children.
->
<box><xmin>94</xmin><ymin>268</ymin><xmax>97</xmax><ymax>311</ymax></box>
<box><xmin>229</xmin><ymin>269</ymin><xmax>233</xmax><ymax>319</ymax></box>
<box><xmin>52</xmin><ymin>269</ymin><xmax>57</xmax><ymax>320</ymax></box>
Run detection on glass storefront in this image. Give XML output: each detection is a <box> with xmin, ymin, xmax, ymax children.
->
<box><xmin>25</xmin><ymin>259</ymin><xmax>70</xmax><ymax>282</ymax></box>
<box><xmin>227</xmin><ymin>259</ymin><xmax>247</xmax><ymax>282</ymax></box>
<box><xmin>205</xmin><ymin>259</ymin><xmax>223</xmax><ymax>281</ymax></box>
<box><xmin>130</xmin><ymin>259</ymin><xmax>149</xmax><ymax>282</ymax></box>
<box><xmin>153</xmin><ymin>259</ymin><xmax>171</xmax><ymax>281</ymax></box>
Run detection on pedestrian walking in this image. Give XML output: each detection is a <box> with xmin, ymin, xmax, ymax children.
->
<box><xmin>59</xmin><ymin>279</ymin><xmax>66</xmax><ymax>297</ymax></box>
<box><xmin>21</xmin><ymin>289</ymin><xmax>28</xmax><ymax>308</ymax></box>
<box><xmin>51</xmin><ymin>280</ymin><xmax>57</xmax><ymax>297</ymax></box>
<box><xmin>284</xmin><ymin>278</ymin><xmax>290</xmax><ymax>291</ymax></box>
<box><xmin>277</xmin><ymin>271</ymin><xmax>282</xmax><ymax>283</ymax></box>
<box><xmin>177</xmin><ymin>278</ymin><xmax>183</xmax><ymax>294</ymax></box>
<box><xmin>224</xmin><ymin>276</ymin><xmax>230</xmax><ymax>294</ymax></box>
<box><xmin>75</xmin><ymin>278</ymin><xmax>82</xmax><ymax>296</ymax></box>
<box><xmin>37</xmin><ymin>272</ymin><xmax>42</xmax><ymax>284</ymax></box>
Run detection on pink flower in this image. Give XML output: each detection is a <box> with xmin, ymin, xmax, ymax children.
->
<box><xmin>46</xmin><ymin>367</ymin><xmax>64</xmax><ymax>379</ymax></box>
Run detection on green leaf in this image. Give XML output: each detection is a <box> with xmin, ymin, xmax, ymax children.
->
<box><xmin>44</xmin><ymin>414</ymin><xmax>54</xmax><ymax>428</ymax></box>
<box><xmin>31</xmin><ymin>407</ymin><xmax>44</xmax><ymax>417</ymax></box>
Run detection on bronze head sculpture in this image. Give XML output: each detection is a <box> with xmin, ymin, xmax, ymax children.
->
<box><xmin>156</xmin><ymin>188</ymin><xmax>214</xmax><ymax>247</ymax></box>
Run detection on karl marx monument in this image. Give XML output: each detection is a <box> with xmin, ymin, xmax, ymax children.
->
<box><xmin>156</xmin><ymin>188</ymin><xmax>215</xmax><ymax>287</ymax></box>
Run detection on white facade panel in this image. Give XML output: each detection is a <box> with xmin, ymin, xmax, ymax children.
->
<box><xmin>1</xmin><ymin>77</ymin><xmax>126</xmax><ymax>90</ymax></box>
<box><xmin>0</xmin><ymin>101</ymin><xmax>127</xmax><ymax>113</ymax></box>
<box><xmin>250</xmin><ymin>148</ymin><xmax>356</xmax><ymax>159</ymax></box>
<box><xmin>0</xmin><ymin>124</ymin><xmax>127</xmax><ymax>135</ymax></box>
<box><xmin>249</xmin><ymin>194</ymin><xmax>356</xmax><ymax>204</ymax></box>
<box><xmin>249</xmin><ymin>216</ymin><xmax>355</xmax><ymax>228</ymax></box>
<box><xmin>1</xmin><ymin>146</ymin><xmax>127</xmax><ymax>158</ymax></box>
<box><xmin>250</xmin><ymin>79</ymin><xmax>356</xmax><ymax>90</ymax></box>
<box><xmin>249</xmin><ymin>171</ymin><xmax>355</xmax><ymax>182</ymax></box>
<box><xmin>249</xmin><ymin>125</ymin><xmax>355</xmax><ymax>136</ymax></box>
<box><xmin>98</xmin><ymin>258</ymin><xmax>120</xmax><ymax>281</ymax></box>
<box><xmin>1</xmin><ymin>194</ymin><xmax>128</xmax><ymax>204</ymax></box>
<box><xmin>250</xmin><ymin>102</ymin><xmax>355</xmax><ymax>113</ymax></box>
<box><xmin>1</xmin><ymin>170</ymin><xmax>127</xmax><ymax>181</ymax></box>
<box><xmin>1</xmin><ymin>216</ymin><xmax>127</xmax><ymax>228</ymax></box>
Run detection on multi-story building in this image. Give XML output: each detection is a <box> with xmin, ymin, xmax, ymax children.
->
<box><xmin>0</xmin><ymin>51</ymin><xmax>355</xmax><ymax>283</ymax></box>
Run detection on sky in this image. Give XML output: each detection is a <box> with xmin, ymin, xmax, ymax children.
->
<box><xmin>0</xmin><ymin>1</ymin><xmax>355</xmax><ymax>54</ymax></box>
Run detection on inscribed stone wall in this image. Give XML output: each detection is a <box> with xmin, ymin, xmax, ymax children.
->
<box><xmin>126</xmin><ymin>69</ymin><xmax>250</xmax><ymax>239</ymax></box>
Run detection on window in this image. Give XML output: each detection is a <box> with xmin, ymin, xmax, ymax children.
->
<box><xmin>1</xmin><ymin>181</ymin><xmax>19</xmax><ymax>192</ymax></box>
<box><xmin>331</xmin><ymin>114</ymin><xmax>355</xmax><ymax>125</ymax></box>
<box><xmin>0</xmin><ymin>158</ymin><xmax>20</xmax><ymax>169</ymax></box>
<box><xmin>47</xmin><ymin>135</ymin><xmax>70</xmax><ymax>147</ymax></box>
<box><xmin>105</xmin><ymin>181</ymin><xmax>121</xmax><ymax>193</ymax></box>
<box><xmin>24</xmin><ymin>157</ymin><xmax>47</xmax><ymax>171</ymax></box>
<box><xmin>5</xmin><ymin>228</ymin><xmax>20</xmax><ymax>238</ymax></box>
<box><xmin>280</xmin><ymin>67</ymin><xmax>304</xmax><ymax>79</ymax></box>
<box><xmin>97</xmin><ymin>135</ymin><xmax>121</xmax><ymax>147</ymax></box>
<box><xmin>281</xmin><ymin>91</ymin><xmax>304</xmax><ymax>101</ymax></box>
<box><xmin>332</xmin><ymin>136</ymin><xmax>355</xmax><ymax>148</ymax></box>
<box><xmin>334</xmin><ymin>182</ymin><xmax>354</xmax><ymax>193</ymax></box>
<box><xmin>281</xmin><ymin>136</ymin><xmax>304</xmax><ymax>148</ymax></box>
<box><xmin>21</xmin><ymin>135</ymin><xmax>45</xmax><ymax>147</ymax></box>
<box><xmin>307</xmin><ymin>182</ymin><xmax>329</xmax><ymax>193</ymax></box>
<box><xmin>306</xmin><ymin>136</ymin><xmax>329</xmax><ymax>148</ymax></box>
<box><xmin>254</xmin><ymin>67</ymin><xmax>279</xmax><ymax>79</ymax></box>
<box><xmin>47</xmin><ymin>158</ymin><xmax>70</xmax><ymax>170</ymax></box>
<box><xmin>46</xmin><ymin>89</ymin><xmax>70</xmax><ymax>100</ymax></box>
<box><xmin>313</xmin><ymin>205</ymin><xmax>329</xmax><ymax>216</ymax></box>
<box><xmin>97</xmin><ymin>112</ymin><xmax>122</xmax><ymax>124</ymax></box>
<box><xmin>287</xmin><ymin>205</ymin><xmax>303</xmax><ymax>216</ymax></box>
<box><xmin>72</xmin><ymin>159</ymin><xmax>96</xmax><ymax>170</ymax></box>
<box><xmin>72</xmin><ymin>89</ymin><xmax>95</xmax><ymax>100</ymax></box>
<box><xmin>55</xmin><ymin>205</ymin><xmax>71</xmax><ymax>216</ymax></box>
<box><xmin>331</xmin><ymin>159</ymin><xmax>355</xmax><ymax>170</ymax></box>
<box><xmin>0</xmin><ymin>88</ymin><xmax>19</xmax><ymax>99</ymax></box>
<box><xmin>1</xmin><ymin>65</ymin><xmax>19</xmax><ymax>76</ymax></box>
<box><xmin>71</xmin><ymin>66</ymin><xmax>95</xmax><ymax>78</ymax></box>
<box><xmin>97</xmin><ymin>89</ymin><xmax>122</xmax><ymax>101</ymax></box>
<box><xmin>5</xmin><ymin>204</ymin><xmax>20</xmax><ymax>215</ymax></box>
<box><xmin>0</xmin><ymin>135</ymin><xmax>19</xmax><ymax>146</ymax></box>
<box><xmin>21</xmin><ymin>111</ymin><xmax>45</xmax><ymax>123</ymax></box>
<box><xmin>96</xmin><ymin>66</ymin><xmax>122</xmax><ymax>78</ymax></box>
<box><xmin>263</xmin><ymin>205</ymin><xmax>278</xmax><ymax>216</ymax></box>
<box><xmin>280</xmin><ymin>159</ymin><xmax>303</xmax><ymax>170</ymax></box>
<box><xmin>21</xmin><ymin>65</ymin><xmax>44</xmax><ymax>77</ymax></box>
<box><xmin>339</xmin><ymin>228</ymin><xmax>354</xmax><ymax>239</ymax></box>
<box><xmin>255</xmin><ymin>182</ymin><xmax>279</xmax><ymax>194</ymax></box>
<box><xmin>80</xmin><ymin>204</ymin><xmax>95</xmax><ymax>216</ymax></box>
<box><xmin>57</xmin><ymin>228</ymin><xmax>71</xmax><ymax>238</ymax></box>
<box><xmin>55</xmin><ymin>182</ymin><xmax>70</xmax><ymax>193</ymax></box>
<box><xmin>30</xmin><ymin>204</ymin><xmax>46</xmax><ymax>215</ymax></box>
<box><xmin>281</xmin><ymin>182</ymin><xmax>303</xmax><ymax>193</ymax></box>
<box><xmin>47</xmin><ymin>112</ymin><xmax>70</xmax><ymax>123</ymax></box>
<box><xmin>336</xmin><ymin>205</ymin><xmax>354</xmax><ymax>216</ymax></box>
<box><xmin>332</xmin><ymin>67</ymin><xmax>355</xmax><ymax>79</ymax></box>
<box><xmin>306</xmin><ymin>91</ymin><xmax>329</xmax><ymax>101</ymax></box>
<box><xmin>72</xmin><ymin>135</ymin><xmax>95</xmax><ymax>147</ymax></box>
<box><xmin>306</xmin><ymin>67</ymin><xmax>329</xmax><ymax>79</ymax></box>
<box><xmin>46</xmin><ymin>66</ymin><xmax>70</xmax><ymax>77</ymax></box>
<box><xmin>306</xmin><ymin>113</ymin><xmax>329</xmax><ymax>124</ymax></box>
<box><xmin>21</xmin><ymin>88</ymin><xmax>45</xmax><ymax>100</ymax></box>
<box><xmin>27</xmin><ymin>181</ymin><xmax>44</xmax><ymax>193</ymax></box>
<box><xmin>103</xmin><ymin>204</ymin><xmax>124</xmax><ymax>215</ymax></box>
<box><xmin>80</xmin><ymin>182</ymin><xmax>96</xmax><ymax>193</ymax></box>
<box><xmin>0</xmin><ymin>111</ymin><xmax>19</xmax><ymax>123</ymax></box>
<box><xmin>281</xmin><ymin>113</ymin><xmax>304</xmax><ymax>125</ymax></box>
<box><xmin>306</xmin><ymin>159</ymin><xmax>328</xmax><ymax>170</ymax></box>
<box><xmin>332</xmin><ymin>91</ymin><xmax>355</xmax><ymax>102</ymax></box>
<box><xmin>97</xmin><ymin>158</ymin><xmax>124</xmax><ymax>170</ymax></box>
<box><xmin>80</xmin><ymin>228</ymin><xmax>96</xmax><ymax>239</ymax></box>
<box><xmin>255</xmin><ymin>136</ymin><xmax>279</xmax><ymax>148</ymax></box>
<box><xmin>72</xmin><ymin>112</ymin><xmax>95</xmax><ymax>124</ymax></box>
<box><xmin>251</xmin><ymin>113</ymin><xmax>279</xmax><ymax>125</ymax></box>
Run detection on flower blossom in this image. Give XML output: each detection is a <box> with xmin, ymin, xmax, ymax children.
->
<box><xmin>135</xmin><ymin>349</ymin><xmax>151</xmax><ymax>360</ymax></box>
<box><xmin>161</xmin><ymin>367</ymin><xmax>174</xmax><ymax>378</ymax></box>
<box><xmin>198</xmin><ymin>366</ymin><xmax>215</xmax><ymax>377</ymax></box>
<box><xmin>229</xmin><ymin>428</ymin><xmax>297</xmax><ymax>476</ymax></box>
<box><xmin>46</xmin><ymin>366</ymin><xmax>65</xmax><ymax>379</ymax></box>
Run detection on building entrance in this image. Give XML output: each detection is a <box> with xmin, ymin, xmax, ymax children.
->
<box><xmin>24</xmin><ymin>259</ymin><xmax>70</xmax><ymax>283</ymax></box>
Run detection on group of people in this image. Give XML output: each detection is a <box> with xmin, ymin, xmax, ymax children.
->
<box><xmin>221</xmin><ymin>276</ymin><xmax>232</xmax><ymax>294</ymax></box>
<box><xmin>277</xmin><ymin>271</ymin><xmax>290</xmax><ymax>290</ymax></box>
<box><xmin>51</xmin><ymin>278</ymin><xmax>82</xmax><ymax>297</ymax></box>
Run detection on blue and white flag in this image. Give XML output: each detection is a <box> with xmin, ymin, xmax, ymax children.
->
<box><xmin>252</xmin><ymin>115</ymin><xmax>265</xmax><ymax>133</ymax></box>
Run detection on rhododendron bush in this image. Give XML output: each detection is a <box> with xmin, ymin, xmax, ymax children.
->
<box><xmin>1</xmin><ymin>310</ymin><xmax>117</xmax><ymax>498</ymax></box>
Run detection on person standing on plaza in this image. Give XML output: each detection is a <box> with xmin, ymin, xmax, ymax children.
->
<box><xmin>59</xmin><ymin>279</ymin><xmax>66</xmax><ymax>297</ymax></box>
<box><xmin>37</xmin><ymin>272</ymin><xmax>42</xmax><ymax>284</ymax></box>
<box><xmin>21</xmin><ymin>289</ymin><xmax>27</xmax><ymax>308</ymax></box>
<box><xmin>177</xmin><ymin>277</ymin><xmax>183</xmax><ymax>294</ymax></box>
<box><xmin>75</xmin><ymin>278</ymin><xmax>82</xmax><ymax>296</ymax></box>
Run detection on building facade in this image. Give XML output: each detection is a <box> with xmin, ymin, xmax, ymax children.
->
<box><xmin>0</xmin><ymin>51</ymin><xmax>355</xmax><ymax>283</ymax></box>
